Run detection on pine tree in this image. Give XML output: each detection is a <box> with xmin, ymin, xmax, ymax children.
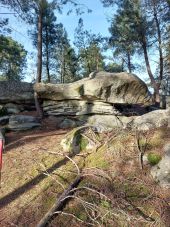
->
<box><xmin>0</xmin><ymin>35</ymin><xmax>27</xmax><ymax>81</ymax></box>
<box><xmin>55</xmin><ymin>24</ymin><xmax>79</xmax><ymax>83</ymax></box>
<box><xmin>30</xmin><ymin>0</ymin><xmax>58</xmax><ymax>82</ymax></box>
<box><xmin>101</xmin><ymin>0</ymin><xmax>170</xmax><ymax>104</ymax></box>
<box><xmin>74</xmin><ymin>18</ymin><xmax>105</xmax><ymax>77</ymax></box>
<box><xmin>109</xmin><ymin>0</ymin><xmax>137</xmax><ymax>73</ymax></box>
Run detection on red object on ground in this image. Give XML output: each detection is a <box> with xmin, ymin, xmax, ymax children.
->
<box><xmin>0</xmin><ymin>140</ymin><xmax>3</xmax><ymax>170</ymax></box>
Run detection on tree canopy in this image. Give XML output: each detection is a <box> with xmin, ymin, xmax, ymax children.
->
<box><xmin>0</xmin><ymin>35</ymin><xmax>27</xmax><ymax>81</ymax></box>
<box><xmin>0</xmin><ymin>0</ymin><xmax>169</xmax><ymax>104</ymax></box>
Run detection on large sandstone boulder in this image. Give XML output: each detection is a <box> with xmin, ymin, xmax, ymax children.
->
<box><xmin>34</xmin><ymin>72</ymin><xmax>152</xmax><ymax>105</ymax></box>
<box><xmin>84</xmin><ymin>115</ymin><xmax>133</xmax><ymax>132</ymax></box>
<box><xmin>133</xmin><ymin>109</ymin><xmax>169</xmax><ymax>130</ymax></box>
<box><xmin>0</xmin><ymin>81</ymin><xmax>34</xmax><ymax>104</ymax></box>
<box><xmin>43</xmin><ymin>100</ymin><xmax>121</xmax><ymax>116</ymax></box>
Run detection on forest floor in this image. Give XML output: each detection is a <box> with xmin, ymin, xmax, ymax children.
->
<box><xmin>0</xmin><ymin>116</ymin><xmax>170</xmax><ymax>227</ymax></box>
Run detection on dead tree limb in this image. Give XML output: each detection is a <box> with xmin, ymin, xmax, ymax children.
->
<box><xmin>37</xmin><ymin>175</ymin><xmax>83</xmax><ymax>227</ymax></box>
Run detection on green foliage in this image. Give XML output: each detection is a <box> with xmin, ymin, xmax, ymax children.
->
<box><xmin>147</xmin><ymin>153</ymin><xmax>162</xmax><ymax>166</ymax></box>
<box><xmin>55</xmin><ymin>24</ymin><xmax>79</xmax><ymax>83</ymax></box>
<box><xmin>104</xmin><ymin>62</ymin><xmax>123</xmax><ymax>72</ymax></box>
<box><xmin>0</xmin><ymin>35</ymin><xmax>27</xmax><ymax>81</ymax></box>
<box><xmin>103</xmin><ymin>0</ymin><xmax>170</xmax><ymax>100</ymax></box>
<box><xmin>109</xmin><ymin>0</ymin><xmax>138</xmax><ymax>73</ymax></box>
<box><xmin>30</xmin><ymin>0</ymin><xmax>59</xmax><ymax>82</ymax></box>
<box><xmin>74</xmin><ymin>18</ymin><xmax>105</xmax><ymax>77</ymax></box>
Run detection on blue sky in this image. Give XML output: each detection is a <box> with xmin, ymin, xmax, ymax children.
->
<box><xmin>0</xmin><ymin>0</ymin><xmax>113</xmax><ymax>51</ymax></box>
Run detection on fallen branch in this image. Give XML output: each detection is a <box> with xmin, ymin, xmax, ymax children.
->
<box><xmin>37</xmin><ymin>175</ymin><xmax>83</xmax><ymax>227</ymax></box>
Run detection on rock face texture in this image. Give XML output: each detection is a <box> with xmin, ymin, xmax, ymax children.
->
<box><xmin>151</xmin><ymin>144</ymin><xmax>170</xmax><ymax>188</ymax></box>
<box><xmin>35</xmin><ymin>71</ymin><xmax>152</xmax><ymax>105</ymax></box>
<box><xmin>0</xmin><ymin>81</ymin><xmax>34</xmax><ymax>104</ymax></box>
<box><xmin>8</xmin><ymin>115</ymin><xmax>41</xmax><ymax>131</ymax></box>
<box><xmin>0</xmin><ymin>81</ymin><xmax>35</xmax><ymax>113</ymax></box>
<box><xmin>34</xmin><ymin>72</ymin><xmax>153</xmax><ymax>126</ymax></box>
<box><xmin>132</xmin><ymin>109</ymin><xmax>169</xmax><ymax>130</ymax></box>
<box><xmin>35</xmin><ymin>71</ymin><xmax>170</xmax><ymax>131</ymax></box>
<box><xmin>43</xmin><ymin>100</ymin><xmax>122</xmax><ymax>116</ymax></box>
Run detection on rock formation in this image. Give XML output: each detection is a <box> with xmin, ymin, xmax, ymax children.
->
<box><xmin>151</xmin><ymin>144</ymin><xmax>170</xmax><ymax>188</ymax></box>
<box><xmin>34</xmin><ymin>71</ymin><xmax>156</xmax><ymax>130</ymax></box>
<box><xmin>0</xmin><ymin>81</ymin><xmax>35</xmax><ymax>112</ymax></box>
<box><xmin>35</xmin><ymin>71</ymin><xmax>152</xmax><ymax>105</ymax></box>
<box><xmin>34</xmin><ymin>71</ymin><xmax>153</xmax><ymax>127</ymax></box>
<box><xmin>8</xmin><ymin>115</ymin><xmax>41</xmax><ymax>131</ymax></box>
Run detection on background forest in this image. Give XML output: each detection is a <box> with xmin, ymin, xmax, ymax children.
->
<box><xmin>0</xmin><ymin>0</ymin><xmax>170</xmax><ymax>101</ymax></box>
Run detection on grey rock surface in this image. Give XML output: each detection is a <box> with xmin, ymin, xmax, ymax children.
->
<box><xmin>0</xmin><ymin>116</ymin><xmax>10</xmax><ymax>126</ymax></box>
<box><xmin>59</xmin><ymin>118</ymin><xmax>77</xmax><ymax>129</ymax></box>
<box><xmin>0</xmin><ymin>81</ymin><xmax>34</xmax><ymax>104</ymax></box>
<box><xmin>43</xmin><ymin>100</ymin><xmax>121</xmax><ymax>116</ymax></box>
<box><xmin>151</xmin><ymin>144</ymin><xmax>170</xmax><ymax>188</ymax></box>
<box><xmin>8</xmin><ymin>115</ymin><xmax>41</xmax><ymax>131</ymax></box>
<box><xmin>85</xmin><ymin>115</ymin><xmax>133</xmax><ymax>131</ymax></box>
<box><xmin>34</xmin><ymin>71</ymin><xmax>152</xmax><ymax>105</ymax></box>
<box><xmin>5</xmin><ymin>103</ymin><xmax>23</xmax><ymax>114</ymax></box>
<box><xmin>133</xmin><ymin>109</ymin><xmax>169</xmax><ymax>130</ymax></box>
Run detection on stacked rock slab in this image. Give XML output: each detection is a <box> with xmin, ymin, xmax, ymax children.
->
<box><xmin>34</xmin><ymin>71</ymin><xmax>153</xmax><ymax>130</ymax></box>
<box><xmin>0</xmin><ymin>81</ymin><xmax>35</xmax><ymax>113</ymax></box>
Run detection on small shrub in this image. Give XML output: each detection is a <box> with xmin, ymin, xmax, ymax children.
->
<box><xmin>147</xmin><ymin>153</ymin><xmax>162</xmax><ymax>166</ymax></box>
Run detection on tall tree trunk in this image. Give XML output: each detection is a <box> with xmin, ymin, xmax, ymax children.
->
<box><xmin>84</xmin><ymin>49</ymin><xmax>91</xmax><ymax>74</ymax></box>
<box><xmin>63</xmin><ymin>58</ymin><xmax>65</xmax><ymax>84</ymax></box>
<box><xmin>46</xmin><ymin>50</ymin><xmax>50</xmax><ymax>83</ymax></box>
<box><xmin>96</xmin><ymin>54</ymin><xmax>99</xmax><ymax>71</ymax></box>
<box><xmin>127</xmin><ymin>52</ymin><xmax>132</xmax><ymax>73</ymax></box>
<box><xmin>153</xmin><ymin>1</ymin><xmax>163</xmax><ymax>83</ymax></box>
<box><xmin>141</xmin><ymin>36</ymin><xmax>160</xmax><ymax>104</ymax></box>
<box><xmin>35</xmin><ymin>8</ymin><xmax>43</xmax><ymax>118</ymax></box>
<box><xmin>45</xmin><ymin>25</ymin><xmax>50</xmax><ymax>83</ymax></box>
<box><xmin>37</xmin><ymin>11</ymin><xmax>43</xmax><ymax>83</ymax></box>
<box><xmin>61</xmin><ymin>50</ymin><xmax>64</xmax><ymax>83</ymax></box>
<box><xmin>121</xmin><ymin>58</ymin><xmax>125</xmax><ymax>72</ymax></box>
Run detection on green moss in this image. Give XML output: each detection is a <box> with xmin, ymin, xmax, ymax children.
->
<box><xmin>86</xmin><ymin>145</ymin><xmax>109</xmax><ymax>169</ymax></box>
<box><xmin>79</xmin><ymin>135</ymin><xmax>88</xmax><ymax>151</ymax></box>
<box><xmin>147</xmin><ymin>153</ymin><xmax>162</xmax><ymax>166</ymax></box>
<box><xmin>42</xmin><ymin>193</ymin><xmax>56</xmax><ymax>211</ymax></box>
<box><xmin>68</xmin><ymin>128</ymin><xmax>89</xmax><ymax>152</ymax></box>
<box><xmin>100</xmin><ymin>200</ymin><xmax>112</xmax><ymax>209</ymax></box>
<box><xmin>124</xmin><ymin>183</ymin><xmax>150</xmax><ymax>199</ymax></box>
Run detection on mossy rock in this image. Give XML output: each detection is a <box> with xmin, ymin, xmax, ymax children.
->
<box><xmin>147</xmin><ymin>152</ymin><xmax>162</xmax><ymax>166</ymax></box>
<box><xmin>61</xmin><ymin>126</ymin><xmax>96</xmax><ymax>154</ymax></box>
